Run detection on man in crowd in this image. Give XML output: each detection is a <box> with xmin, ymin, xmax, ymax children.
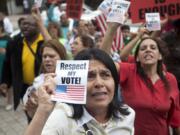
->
<box><xmin>1</xmin><ymin>15</ymin><xmax>43</xmax><ymax>123</ymax></box>
<box><xmin>0</xmin><ymin>12</ymin><xmax>13</xmax><ymax>35</ymax></box>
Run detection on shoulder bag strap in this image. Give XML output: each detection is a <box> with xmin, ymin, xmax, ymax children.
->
<box><xmin>82</xmin><ymin>124</ymin><xmax>93</xmax><ymax>135</ymax></box>
<box><xmin>27</xmin><ymin>44</ymin><xmax>36</xmax><ymax>57</ymax></box>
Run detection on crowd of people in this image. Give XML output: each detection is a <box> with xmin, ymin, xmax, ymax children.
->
<box><xmin>0</xmin><ymin>0</ymin><xmax>180</xmax><ymax>135</ymax></box>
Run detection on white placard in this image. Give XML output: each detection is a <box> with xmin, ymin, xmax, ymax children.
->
<box><xmin>81</xmin><ymin>10</ymin><xmax>102</xmax><ymax>21</ymax></box>
<box><xmin>98</xmin><ymin>0</ymin><xmax>112</xmax><ymax>16</ymax></box>
<box><xmin>107</xmin><ymin>0</ymin><xmax>130</xmax><ymax>24</ymax></box>
<box><xmin>145</xmin><ymin>13</ymin><xmax>161</xmax><ymax>31</ymax></box>
<box><xmin>52</xmin><ymin>60</ymin><xmax>89</xmax><ymax>104</ymax></box>
<box><xmin>34</xmin><ymin>0</ymin><xmax>43</xmax><ymax>8</ymax></box>
<box><xmin>23</xmin><ymin>86</ymin><xmax>36</xmax><ymax>105</ymax></box>
<box><xmin>23</xmin><ymin>74</ymin><xmax>44</xmax><ymax>105</ymax></box>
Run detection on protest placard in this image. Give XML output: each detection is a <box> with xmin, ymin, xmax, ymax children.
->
<box><xmin>52</xmin><ymin>60</ymin><xmax>89</xmax><ymax>104</ymax></box>
<box><xmin>23</xmin><ymin>74</ymin><xmax>45</xmax><ymax>105</ymax></box>
<box><xmin>66</xmin><ymin>0</ymin><xmax>83</xmax><ymax>20</ymax></box>
<box><xmin>98</xmin><ymin>0</ymin><xmax>112</xmax><ymax>16</ymax></box>
<box><xmin>34</xmin><ymin>0</ymin><xmax>43</xmax><ymax>8</ymax></box>
<box><xmin>107</xmin><ymin>0</ymin><xmax>130</xmax><ymax>24</ymax></box>
<box><xmin>145</xmin><ymin>13</ymin><xmax>161</xmax><ymax>31</ymax></box>
<box><xmin>130</xmin><ymin>0</ymin><xmax>180</xmax><ymax>23</ymax></box>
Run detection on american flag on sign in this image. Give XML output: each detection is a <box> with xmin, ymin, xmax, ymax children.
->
<box><xmin>95</xmin><ymin>13</ymin><xmax>124</xmax><ymax>53</ymax></box>
<box><xmin>52</xmin><ymin>84</ymin><xmax>86</xmax><ymax>104</ymax></box>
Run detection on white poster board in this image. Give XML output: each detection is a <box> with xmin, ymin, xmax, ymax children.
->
<box><xmin>145</xmin><ymin>13</ymin><xmax>161</xmax><ymax>31</ymax></box>
<box><xmin>107</xmin><ymin>0</ymin><xmax>130</xmax><ymax>24</ymax></box>
<box><xmin>34</xmin><ymin>0</ymin><xmax>43</xmax><ymax>8</ymax></box>
<box><xmin>98</xmin><ymin>0</ymin><xmax>112</xmax><ymax>16</ymax></box>
<box><xmin>52</xmin><ymin>60</ymin><xmax>89</xmax><ymax>104</ymax></box>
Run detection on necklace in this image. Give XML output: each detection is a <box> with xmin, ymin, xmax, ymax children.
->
<box><xmin>98</xmin><ymin>116</ymin><xmax>113</xmax><ymax>128</ymax></box>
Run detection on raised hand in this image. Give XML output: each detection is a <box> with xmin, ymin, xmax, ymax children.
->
<box><xmin>160</xmin><ymin>14</ymin><xmax>170</xmax><ymax>27</ymax></box>
<box><xmin>0</xmin><ymin>83</ymin><xmax>8</xmax><ymax>97</ymax></box>
<box><xmin>24</xmin><ymin>90</ymin><xmax>38</xmax><ymax>118</ymax></box>
<box><xmin>138</xmin><ymin>25</ymin><xmax>150</xmax><ymax>37</ymax></box>
<box><xmin>31</xmin><ymin>5</ymin><xmax>42</xmax><ymax>23</ymax></box>
<box><xmin>37</xmin><ymin>73</ymin><xmax>56</xmax><ymax>114</ymax></box>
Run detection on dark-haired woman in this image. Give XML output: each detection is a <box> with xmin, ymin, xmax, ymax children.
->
<box><xmin>119</xmin><ymin>37</ymin><xmax>180</xmax><ymax>135</ymax></box>
<box><xmin>101</xmin><ymin>23</ymin><xmax>180</xmax><ymax>135</ymax></box>
<box><xmin>24</xmin><ymin>48</ymin><xmax>135</xmax><ymax>135</ymax></box>
<box><xmin>71</xmin><ymin>34</ymin><xmax>95</xmax><ymax>57</ymax></box>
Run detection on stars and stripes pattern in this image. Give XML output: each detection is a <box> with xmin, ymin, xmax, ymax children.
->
<box><xmin>95</xmin><ymin>13</ymin><xmax>124</xmax><ymax>53</ymax></box>
<box><xmin>53</xmin><ymin>84</ymin><xmax>85</xmax><ymax>102</ymax></box>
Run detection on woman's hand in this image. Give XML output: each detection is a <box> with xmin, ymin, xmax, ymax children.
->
<box><xmin>23</xmin><ymin>74</ymin><xmax>57</xmax><ymax>135</ymax></box>
<box><xmin>31</xmin><ymin>4</ymin><xmax>52</xmax><ymax>41</ymax></box>
<box><xmin>0</xmin><ymin>48</ymin><xmax>6</xmax><ymax>54</ymax></box>
<box><xmin>137</xmin><ymin>26</ymin><xmax>149</xmax><ymax>37</ymax></box>
<box><xmin>31</xmin><ymin>5</ymin><xmax>43</xmax><ymax>25</ymax></box>
<box><xmin>107</xmin><ymin>22</ymin><xmax>121</xmax><ymax>31</ymax></box>
<box><xmin>0</xmin><ymin>83</ymin><xmax>8</xmax><ymax>97</ymax></box>
<box><xmin>160</xmin><ymin>14</ymin><xmax>170</xmax><ymax>28</ymax></box>
<box><xmin>100</xmin><ymin>22</ymin><xmax>120</xmax><ymax>54</ymax></box>
<box><xmin>37</xmin><ymin>73</ymin><xmax>56</xmax><ymax>114</ymax></box>
<box><xmin>24</xmin><ymin>91</ymin><xmax>38</xmax><ymax>118</ymax></box>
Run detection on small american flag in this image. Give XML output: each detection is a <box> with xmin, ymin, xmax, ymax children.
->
<box><xmin>53</xmin><ymin>84</ymin><xmax>86</xmax><ymax>103</ymax></box>
<box><xmin>95</xmin><ymin>13</ymin><xmax>124</xmax><ymax>53</ymax></box>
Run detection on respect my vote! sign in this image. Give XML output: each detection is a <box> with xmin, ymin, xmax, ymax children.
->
<box><xmin>52</xmin><ymin>60</ymin><xmax>89</xmax><ymax>104</ymax></box>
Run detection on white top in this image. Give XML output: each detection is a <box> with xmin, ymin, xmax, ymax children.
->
<box><xmin>42</xmin><ymin>103</ymin><xmax>135</xmax><ymax>135</ymax></box>
<box><xmin>23</xmin><ymin>74</ymin><xmax>44</xmax><ymax>105</ymax></box>
<box><xmin>3</xmin><ymin>17</ymin><xmax>13</xmax><ymax>34</ymax></box>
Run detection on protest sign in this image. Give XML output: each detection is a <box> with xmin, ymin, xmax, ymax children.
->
<box><xmin>107</xmin><ymin>0</ymin><xmax>130</xmax><ymax>24</ymax></box>
<box><xmin>146</xmin><ymin>13</ymin><xmax>161</xmax><ymax>31</ymax></box>
<box><xmin>66</xmin><ymin>0</ymin><xmax>83</xmax><ymax>20</ymax></box>
<box><xmin>34</xmin><ymin>0</ymin><xmax>43</xmax><ymax>8</ymax></box>
<box><xmin>52</xmin><ymin>60</ymin><xmax>89</xmax><ymax>104</ymax></box>
<box><xmin>130</xmin><ymin>0</ymin><xmax>180</xmax><ymax>23</ymax></box>
<box><xmin>23</xmin><ymin>74</ymin><xmax>45</xmax><ymax>105</ymax></box>
<box><xmin>23</xmin><ymin>86</ymin><xmax>36</xmax><ymax>105</ymax></box>
<box><xmin>98</xmin><ymin>0</ymin><xmax>112</xmax><ymax>16</ymax></box>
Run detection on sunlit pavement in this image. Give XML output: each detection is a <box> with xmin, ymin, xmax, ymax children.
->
<box><xmin>0</xmin><ymin>96</ymin><xmax>27</xmax><ymax>135</ymax></box>
<box><xmin>0</xmin><ymin>14</ymin><xmax>28</xmax><ymax>135</ymax></box>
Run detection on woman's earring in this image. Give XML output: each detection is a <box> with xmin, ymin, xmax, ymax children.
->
<box><xmin>158</xmin><ymin>54</ymin><xmax>162</xmax><ymax>60</ymax></box>
<box><xmin>136</xmin><ymin>57</ymin><xmax>139</xmax><ymax>62</ymax></box>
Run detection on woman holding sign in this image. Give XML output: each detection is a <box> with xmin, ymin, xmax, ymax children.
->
<box><xmin>23</xmin><ymin>48</ymin><xmax>135</xmax><ymax>135</ymax></box>
<box><xmin>101</xmin><ymin>22</ymin><xmax>180</xmax><ymax>135</ymax></box>
<box><xmin>24</xmin><ymin>39</ymin><xmax>67</xmax><ymax>120</ymax></box>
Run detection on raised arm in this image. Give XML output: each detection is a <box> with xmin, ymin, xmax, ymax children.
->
<box><xmin>100</xmin><ymin>22</ymin><xmax>120</xmax><ymax>54</ymax></box>
<box><xmin>24</xmin><ymin>74</ymin><xmax>56</xmax><ymax>135</ymax></box>
<box><xmin>31</xmin><ymin>6</ymin><xmax>52</xmax><ymax>41</ymax></box>
<box><xmin>120</xmin><ymin>27</ymin><xmax>148</xmax><ymax>61</ymax></box>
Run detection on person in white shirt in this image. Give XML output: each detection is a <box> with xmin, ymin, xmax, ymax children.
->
<box><xmin>0</xmin><ymin>12</ymin><xmax>13</xmax><ymax>34</ymax></box>
<box><xmin>23</xmin><ymin>48</ymin><xmax>135</xmax><ymax>135</ymax></box>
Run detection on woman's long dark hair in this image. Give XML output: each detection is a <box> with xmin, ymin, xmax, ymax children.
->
<box><xmin>74</xmin><ymin>34</ymin><xmax>95</xmax><ymax>49</ymax></box>
<box><xmin>134</xmin><ymin>37</ymin><xmax>170</xmax><ymax>90</ymax></box>
<box><xmin>71</xmin><ymin>48</ymin><xmax>130</xmax><ymax>119</ymax></box>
